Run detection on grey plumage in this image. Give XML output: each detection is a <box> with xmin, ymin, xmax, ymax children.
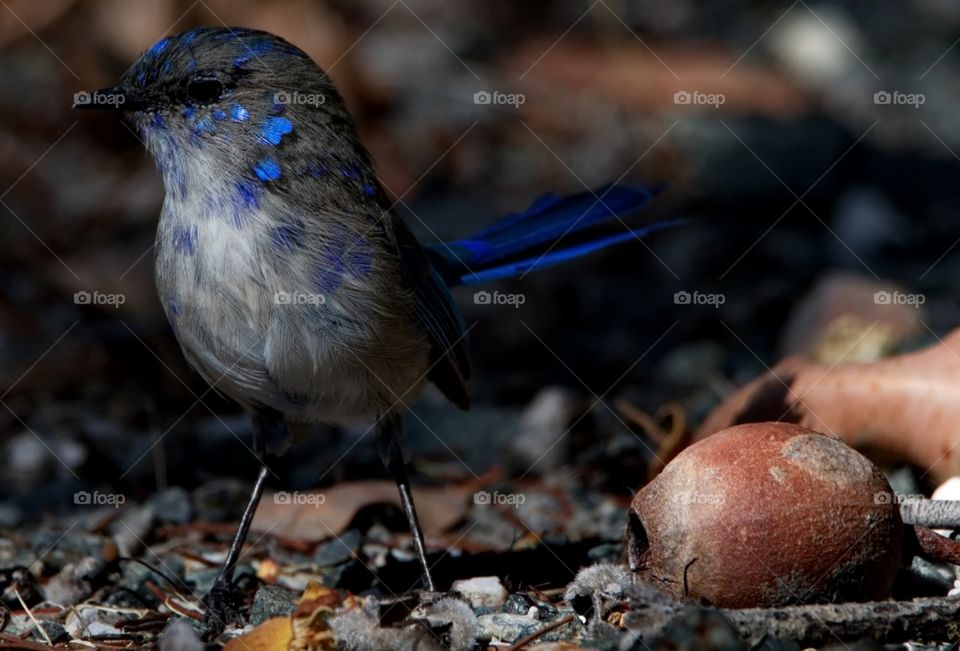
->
<box><xmin>116</xmin><ymin>27</ymin><xmax>467</xmax><ymax>451</ymax></box>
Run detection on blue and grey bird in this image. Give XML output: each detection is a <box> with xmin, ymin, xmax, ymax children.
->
<box><xmin>75</xmin><ymin>26</ymin><xmax>676</xmax><ymax>636</ymax></box>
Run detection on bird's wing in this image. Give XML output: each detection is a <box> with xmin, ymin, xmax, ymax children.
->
<box><xmin>391</xmin><ymin>214</ymin><xmax>471</xmax><ymax>410</ymax></box>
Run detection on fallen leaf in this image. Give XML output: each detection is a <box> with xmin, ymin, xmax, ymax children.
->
<box><xmin>697</xmin><ymin>327</ymin><xmax>960</xmax><ymax>483</ymax></box>
<box><xmin>251</xmin><ymin>480</ymin><xmax>472</xmax><ymax>541</ymax></box>
<box><xmin>511</xmin><ymin>41</ymin><xmax>814</xmax><ymax>116</ymax></box>
<box><xmin>779</xmin><ymin>272</ymin><xmax>923</xmax><ymax>363</ymax></box>
<box><xmin>222</xmin><ymin>617</ymin><xmax>292</xmax><ymax>651</ymax></box>
<box><xmin>224</xmin><ymin>582</ymin><xmax>356</xmax><ymax>651</ymax></box>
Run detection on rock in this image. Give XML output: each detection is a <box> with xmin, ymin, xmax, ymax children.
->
<box><xmin>65</xmin><ymin>607</ymin><xmax>122</xmax><ymax>639</ymax></box>
<box><xmin>451</xmin><ymin>576</ymin><xmax>508</xmax><ymax>609</ymax></box>
<box><xmin>159</xmin><ymin>618</ymin><xmax>204</xmax><ymax>651</ymax></box>
<box><xmin>0</xmin><ymin>502</ymin><xmax>23</xmax><ymax>527</ymax></box>
<box><xmin>509</xmin><ymin>387</ymin><xmax>578</xmax><ymax>473</ymax></box>
<box><xmin>249</xmin><ymin>584</ymin><xmax>298</xmax><ymax>626</ymax></box>
<box><xmin>43</xmin><ymin>556</ymin><xmax>102</xmax><ymax>605</ymax></box>
<box><xmin>314</xmin><ymin>529</ymin><xmax>361</xmax><ymax>566</ymax></box>
<box><xmin>119</xmin><ymin>553</ymin><xmax>185</xmax><ymax>606</ymax></box>
<box><xmin>30</xmin><ymin>621</ymin><xmax>69</xmax><ymax>644</ymax></box>
<box><xmin>477</xmin><ymin>613</ymin><xmax>541</xmax><ymax>644</ymax></box>
<box><xmin>503</xmin><ymin>593</ymin><xmax>533</xmax><ymax>615</ymax></box>
<box><xmin>150</xmin><ymin>487</ymin><xmax>192</xmax><ymax>524</ymax></box>
<box><xmin>110</xmin><ymin>503</ymin><xmax>155</xmax><ymax>557</ymax></box>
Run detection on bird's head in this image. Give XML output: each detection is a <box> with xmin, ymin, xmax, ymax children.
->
<box><xmin>75</xmin><ymin>27</ymin><xmax>373</xmax><ymax>205</ymax></box>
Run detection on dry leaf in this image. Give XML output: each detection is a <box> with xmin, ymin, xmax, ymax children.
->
<box><xmin>697</xmin><ymin>328</ymin><xmax>960</xmax><ymax>483</ymax></box>
<box><xmin>222</xmin><ymin>617</ymin><xmax>293</xmax><ymax>651</ymax></box>
<box><xmin>224</xmin><ymin>582</ymin><xmax>356</xmax><ymax>651</ymax></box>
<box><xmin>251</xmin><ymin>480</ymin><xmax>471</xmax><ymax>541</ymax></box>
<box><xmin>512</xmin><ymin>41</ymin><xmax>813</xmax><ymax>116</ymax></box>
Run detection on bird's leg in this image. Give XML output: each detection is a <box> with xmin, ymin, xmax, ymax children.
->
<box><xmin>202</xmin><ymin>408</ymin><xmax>286</xmax><ymax>640</ymax></box>
<box><xmin>201</xmin><ymin>462</ymin><xmax>268</xmax><ymax>639</ymax></box>
<box><xmin>377</xmin><ymin>412</ymin><xmax>436</xmax><ymax>592</ymax></box>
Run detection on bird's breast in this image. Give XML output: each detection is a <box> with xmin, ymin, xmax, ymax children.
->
<box><xmin>153</xmin><ymin>197</ymin><xmax>432</xmax><ymax>423</ymax></box>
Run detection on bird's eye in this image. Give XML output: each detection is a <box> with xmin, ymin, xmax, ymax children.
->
<box><xmin>186</xmin><ymin>78</ymin><xmax>224</xmax><ymax>104</ymax></box>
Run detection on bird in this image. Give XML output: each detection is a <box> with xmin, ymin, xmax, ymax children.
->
<box><xmin>75</xmin><ymin>26</ymin><xmax>676</xmax><ymax>637</ymax></box>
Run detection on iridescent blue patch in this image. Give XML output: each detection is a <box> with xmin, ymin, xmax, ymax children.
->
<box><xmin>230</xmin><ymin>105</ymin><xmax>249</xmax><ymax>121</ymax></box>
<box><xmin>182</xmin><ymin>106</ymin><xmax>196</xmax><ymax>119</ymax></box>
<box><xmin>254</xmin><ymin>157</ymin><xmax>282</xmax><ymax>182</ymax></box>
<box><xmin>362</xmin><ymin>183</ymin><xmax>377</xmax><ymax>196</ymax></box>
<box><xmin>171</xmin><ymin>224</ymin><xmax>198</xmax><ymax>255</ymax></box>
<box><xmin>234</xmin><ymin>38</ymin><xmax>277</xmax><ymax>66</ymax></box>
<box><xmin>258</xmin><ymin>116</ymin><xmax>293</xmax><ymax>145</ymax></box>
<box><xmin>168</xmin><ymin>299</ymin><xmax>182</xmax><ymax>317</ymax></box>
<box><xmin>213</xmin><ymin>109</ymin><xmax>226</xmax><ymax>121</ymax></box>
<box><xmin>182</xmin><ymin>27</ymin><xmax>207</xmax><ymax>44</ymax></box>
<box><xmin>148</xmin><ymin>37</ymin><xmax>170</xmax><ymax>57</ymax></box>
<box><xmin>312</xmin><ymin>228</ymin><xmax>374</xmax><ymax>293</ymax></box>
<box><xmin>195</xmin><ymin>115</ymin><xmax>216</xmax><ymax>136</ymax></box>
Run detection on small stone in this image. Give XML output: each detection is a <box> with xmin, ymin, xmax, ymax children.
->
<box><xmin>119</xmin><ymin>554</ymin><xmax>185</xmax><ymax>606</ymax></box>
<box><xmin>43</xmin><ymin>557</ymin><xmax>102</xmax><ymax>605</ymax></box>
<box><xmin>313</xmin><ymin>529</ymin><xmax>361</xmax><ymax>566</ymax></box>
<box><xmin>110</xmin><ymin>503</ymin><xmax>156</xmax><ymax>557</ymax></box>
<box><xmin>159</xmin><ymin>618</ymin><xmax>204</xmax><ymax>651</ymax></box>
<box><xmin>503</xmin><ymin>593</ymin><xmax>533</xmax><ymax>615</ymax></box>
<box><xmin>451</xmin><ymin>576</ymin><xmax>508</xmax><ymax>609</ymax></box>
<box><xmin>30</xmin><ymin>621</ymin><xmax>69</xmax><ymax>644</ymax></box>
<box><xmin>150</xmin><ymin>487</ymin><xmax>192</xmax><ymax>524</ymax></box>
<box><xmin>0</xmin><ymin>503</ymin><xmax>23</xmax><ymax>528</ymax></box>
<box><xmin>477</xmin><ymin>613</ymin><xmax>541</xmax><ymax>644</ymax></box>
<box><xmin>249</xmin><ymin>584</ymin><xmax>298</xmax><ymax>626</ymax></box>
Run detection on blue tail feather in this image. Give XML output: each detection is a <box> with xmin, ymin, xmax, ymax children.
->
<box><xmin>426</xmin><ymin>183</ymin><xmax>678</xmax><ymax>286</ymax></box>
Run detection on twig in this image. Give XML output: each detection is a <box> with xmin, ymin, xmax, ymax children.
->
<box><xmin>913</xmin><ymin>525</ymin><xmax>960</xmax><ymax>564</ymax></box>
<box><xmin>901</xmin><ymin>499</ymin><xmax>960</xmax><ymax>529</ymax></box>
<box><xmin>12</xmin><ymin>590</ymin><xmax>50</xmax><ymax>646</ymax></box>
<box><xmin>0</xmin><ymin>632</ymin><xmax>57</xmax><ymax>650</ymax></box>
<box><xmin>719</xmin><ymin>597</ymin><xmax>960</xmax><ymax>645</ymax></box>
<box><xmin>507</xmin><ymin>614</ymin><xmax>576</xmax><ymax>650</ymax></box>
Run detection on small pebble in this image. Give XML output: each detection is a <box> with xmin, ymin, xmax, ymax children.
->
<box><xmin>451</xmin><ymin>575</ymin><xmax>508</xmax><ymax>608</ymax></box>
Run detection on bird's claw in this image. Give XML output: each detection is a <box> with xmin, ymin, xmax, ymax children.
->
<box><xmin>201</xmin><ymin>579</ymin><xmax>244</xmax><ymax>641</ymax></box>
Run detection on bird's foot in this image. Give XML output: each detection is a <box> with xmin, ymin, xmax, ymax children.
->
<box><xmin>200</xmin><ymin>579</ymin><xmax>244</xmax><ymax>642</ymax></box>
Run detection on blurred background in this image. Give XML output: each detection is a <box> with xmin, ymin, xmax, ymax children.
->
<box><xmin>2</xmin><ymin>0</ymin><xmax>960</xmax><ymax>524</ymax></box>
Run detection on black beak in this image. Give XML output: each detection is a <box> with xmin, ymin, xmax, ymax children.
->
<box><xmin>73</xmin><ymin>85</ymin><xmax>149</xmax><ymax>111</ymax></box>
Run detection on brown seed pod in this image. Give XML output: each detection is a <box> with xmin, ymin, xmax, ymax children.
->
<box><xmin>626</xmin><ymin>422</ymin><xmax>902</xmax><ymax>607</ymax></box>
